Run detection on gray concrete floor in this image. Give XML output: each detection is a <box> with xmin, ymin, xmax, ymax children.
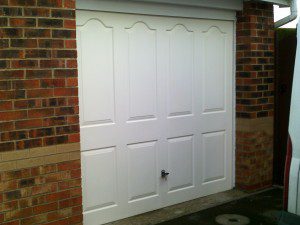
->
<box><xmin>106</xmin><ymin>188</ymin><xmax>254</xmax><ymax>225</ymax></box>
<box><xmin>158</xmin><ymin>188</ymin><xmax>282</xmax><ymax>225</ymax></box>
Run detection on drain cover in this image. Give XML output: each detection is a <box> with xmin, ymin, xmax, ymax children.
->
<box><xmin>215</xmin><ymin>214</ymin><xmax>250</xmax><ymax>225</ymax></box>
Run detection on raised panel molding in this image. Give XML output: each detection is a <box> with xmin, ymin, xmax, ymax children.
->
<box><xmin>82</xmin><ymin>147</ymin><xmax>118</xmax><ymax>211</ymax></box>
<box><xmin>167</xmin><ymin>25</ymin><xmax>194</xmax><ymax>118</ymax></box>
<box><xmin>126</xmin><ymin>22</ymin><xmax>158</xmax><ymax>122</ymax></box>
<box><xmin>202</xmin><ymin>26</ymin><xmax>226</xmax><ymax>113</ymax></box>
<box><xmin>127</xmin><ymin>141</ymin><xmax>158</xmax><ymax>202</ymax></box>
<box><xmin>78</xmin><ymin>19</ymin><xmax>116</xmax><ymax>126</ymax></box>
<box><xmin>203</xmin><ymin>25</ymin><xmax>226</xmax><ymax>34</ymax></box>
<box><xmin>167</xmin><ymin>135</ymin><xmax>194</xmax><ymax>192</ymax></box>
<box><xmin>202</xmin><ymin>131</ymin><xmax>226</xmax><ymax>183</ymax></box>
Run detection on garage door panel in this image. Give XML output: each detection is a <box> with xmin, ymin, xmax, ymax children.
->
<box><xmin>82</xmin><ymin>148</ymin><xmax>118</xmax><ymax>212</ymax></box>
<box><xmin>126</xmin><ymin>22</ymin><xmax>158</xmax><ymax>122</ymax></box>
<box><xmin>83</xmin><ymin>204</ymin><xmax>130</xmax><ymax>225</ymax></box>
<box><xmin>78</xmin><ymin>19</ymin><xmax>115</xmax><ymax>127</ymax></box>
<box><xmin>127</xmin><ymin>141</ymin><xmax>158</xmax><ymax>202</ymax></box>
<box><xmin>80</xmin><ymin>126</ymin><xmax>118</xmax><ymax>151</ymax></box>
<box><xmin>202</xmin><ymin>27</ymin><xmax>227</xmax><ymax>113</ymax></box>
<box><xmin>167</xmin><ymin>120</ymin><xmax>196</xmax><ymax>139</ymax></box>
<box><xmin>201</xmin><ymin>114</ymin><xmax>228</xmax><ymax>133</ymax></box>
<box><xmin>167</xmin><ymin>25</ymin><xmax>194</xmax><ymax>118</ymax></box>
<box><xmin>201</xmin><ymin>130</ymin><xmax>232</xmax><ymax>197</ymax></box>
<box><xmin>202</xmin><ymin>131</ymin><xmax>226</xmax><ymax>183</ymax></box>
<box><xmin>124</xmin><ymin>123</ymin><xmax>160</xmax><ymax>143</ymax></box>
<box><xmin>167</xmin><ymin>136</ymin><xmax>194</xmax><ymax>192</ymax></box>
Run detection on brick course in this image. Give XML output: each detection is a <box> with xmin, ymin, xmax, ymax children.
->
<box><xmin>236</xmin><ymin>1</ymin><xmax>274</xmax><ymax>191</ymax></box>
<box><xmin>0</xmin><ymin>0</ymin><xmax>79</xmax><ymax>152</ymax></box>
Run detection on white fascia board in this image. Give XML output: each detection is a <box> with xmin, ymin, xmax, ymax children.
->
<box><xmin>129</xmin><ymin>0</ymin><xmax>243</xmax><ymax>11</ymax></box>
<box><xmin>133</xmin><ymin>0</ymin><xmax>290</xmax><ymax>8</ymax></box>
<box><xmin>77</xmin><ymin>0</ymin><xmax>243</xmax><ymax>11</ymax></box>
<box><xmin>76</xmin><ymin>0</ymin><xmax>238</xmax><ymax>20</ymax></box>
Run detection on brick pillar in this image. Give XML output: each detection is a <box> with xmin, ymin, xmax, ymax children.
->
<box><xmin>0</xmin><ymin>0</ymin><xmax>82</xmax><ymax>224</ymax></box>
<box><xmin>236</xmin><ymin>1</ymin><xmax>275</xmax><ymax>191</ymax></box>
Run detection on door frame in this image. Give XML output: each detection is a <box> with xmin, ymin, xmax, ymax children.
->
<box><xmin>232</xmin><ymin>19</ymin><xmax>237</xmax><ymax>188</ymax></box>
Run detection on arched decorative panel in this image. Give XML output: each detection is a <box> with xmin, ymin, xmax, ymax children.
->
<box><xmin>167</xmin><ymin>25</ymin><xmax>194</xmax><ymax>118</ymax></box>
<box><xmin>78</xmin><ymin>19</ymin><xmax>115</xmax><ymax>126</ymax></box>
<box><xmin>126</xmin><ymin>22</ymin><xmax>157</xmax><ymax>122</ymax></box>
<box><xmin>203</xmin><ymin>26</ymin><xmax>226</xmax><ymax>113</ymax></box>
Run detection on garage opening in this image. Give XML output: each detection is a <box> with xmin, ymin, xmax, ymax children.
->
<box><xmin>76</xmin><ymin>3</ymin><xmax>235</xmax><ymax>224</ymax></box>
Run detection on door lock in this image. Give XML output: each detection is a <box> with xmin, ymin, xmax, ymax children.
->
<box><xmin>161</xmin><ymin>170</ymin><xmax>170</xmax><ymax>178</ymax></box>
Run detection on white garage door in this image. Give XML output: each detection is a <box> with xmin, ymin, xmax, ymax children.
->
<box><xmin>77</xmin><ymin>10</ymin><xmax>233</xmax><ymax>225</ymax></box>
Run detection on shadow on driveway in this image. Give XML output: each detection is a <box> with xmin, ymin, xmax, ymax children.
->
<box><xmin>157</xmin><ymin>188</ymin><xmax>283</xmax><ymax>225</ymax></box>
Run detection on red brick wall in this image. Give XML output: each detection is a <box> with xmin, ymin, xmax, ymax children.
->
<box><xmin>0</xmin><ymin>0</ymin><xmax>79</xmax><ymax>152</ymax></box>
<box><xmin>0</xmin><ymin>1</ymin><xmax>82</xmax><ymax>224</ymax></box>
<box><xmin>236</xmin><ymin>1</ymin><xmax>275</xmax><ymax>191</ymax></box>
<box><xmin>0</xmin><ymin>153</ymin><xmax>82</xmax><ymax>225</ymax></box>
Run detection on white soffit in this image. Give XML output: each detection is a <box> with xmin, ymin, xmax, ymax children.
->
<box><xmin>76</xmin><ymin>0</ymin><xmax>241</xmax><ymax>20</ymax></box>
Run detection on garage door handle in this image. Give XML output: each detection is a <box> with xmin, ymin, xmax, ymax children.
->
<box><xmin>161</xmin><ymin>170</ymin><xmax>170</xmax><ymax>178</ymax></box>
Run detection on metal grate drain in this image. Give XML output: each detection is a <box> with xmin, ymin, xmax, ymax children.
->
<box><xmin>215</xmin><ymin>214</ymin><xmax>250</xmax><ymax>225</ymax></box>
